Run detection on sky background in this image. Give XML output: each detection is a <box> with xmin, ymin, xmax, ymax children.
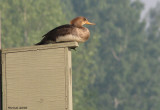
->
<box><xmin>141</xmin><ymin>0</ymin><xmax>160</xmax><ymax>19</ymax></box>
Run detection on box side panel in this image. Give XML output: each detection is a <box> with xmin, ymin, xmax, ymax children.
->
<box><xmin>0</xmin><ymin>51</ymin><xmax>2</xmax><ymax>110</ymax></box>
<box><xmin>64</xmin><ymin>48</ymin><xmax>72</xmax><ymax>110</ymax></box>
<box><xmin>68</xmin><ymin>49</ymin><xmax>72</xmax><ymax>110</ymax></box>
<box><xmin>5</xmin><ymin>48</ymin><xmax>66</xmax><ymax>110</ymax></box>
<box><xmin>2</xmin><ymin>42</ymin><xmax>78</xmax><ymax>54</ymax></box>
<box><xmin>2</xmin><ymin>53</ymin><xmax>6</xmax><ymax>110</ymax></box>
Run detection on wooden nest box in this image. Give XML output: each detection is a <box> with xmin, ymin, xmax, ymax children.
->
<box><xmin>1</xmin><ymin>42</ymin><xmax>78</xmax><ymax>110</ymax></box>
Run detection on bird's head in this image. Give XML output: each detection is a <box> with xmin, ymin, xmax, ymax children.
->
<box><xmin>70</xmin><ymin>16</ymin><xmax>95</xmax><ymax>27</ymax></box>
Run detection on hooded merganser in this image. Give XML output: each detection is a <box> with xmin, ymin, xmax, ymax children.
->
<box><xmin>36</xmin><ymin>16</ymin><xmax>95</xmax><ymax>45</ymax></box>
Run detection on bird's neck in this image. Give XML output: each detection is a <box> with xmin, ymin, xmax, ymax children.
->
<box><xmin>72</xmin><ymin>23</ymin><xmax>83</xmax><ymax>28</ymax></box>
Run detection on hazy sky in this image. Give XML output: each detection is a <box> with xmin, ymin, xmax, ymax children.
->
<box><xmin>140</xmin><ymin>0</ymin><xmax>160</xmax><ymax>19</ymax></box>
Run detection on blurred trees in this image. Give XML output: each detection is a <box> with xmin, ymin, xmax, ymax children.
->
<box><xmin>0</xmin><ymin>0</ymin><xmax>67</xmax><ymax>48</ymax></box>
<box><xmin>1</xmin><ymin>0</ymin><xmax>160</xmax><ymax>110</ymax></box>
<box><xmin>144</xmin><ymin>3</ymin><xmax>160</xmax><ymax>109</ymax></box>
<box><xmin>70</xmin><ymin>0</ymin><xmax>160</xmax><ymax>110</ymax></box>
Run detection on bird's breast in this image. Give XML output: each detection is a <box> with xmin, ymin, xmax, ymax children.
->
<box><xmin>56</xmin><ymin>34</ymin><xmax>85</xmax><ymax>42</ymax></box>
<box><xmin>56</xmin><ymin>27</ymin><xmax>90</xmax><ymax>43</ymax></box>
<box><xmin>75</xmin><ymin>27</ymin><xmax>90</xmax><ymax>41</ymax></box>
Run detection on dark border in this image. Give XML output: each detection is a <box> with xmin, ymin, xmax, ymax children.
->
<box><xmin>0</xmin><ymin>50</ymin><xmax>2</xmax><ymax>110</ymax></box>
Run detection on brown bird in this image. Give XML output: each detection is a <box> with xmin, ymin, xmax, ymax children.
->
<box><xmin>36</xmin><ymin>16</ymin><xmax>95</xmax><ymax>45</ymax></box>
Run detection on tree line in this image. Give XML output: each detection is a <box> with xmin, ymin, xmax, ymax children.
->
<box><xmin>1</xmin><ymin>0</ymin><xmax>160</xmax><ymax>110</ymax></box>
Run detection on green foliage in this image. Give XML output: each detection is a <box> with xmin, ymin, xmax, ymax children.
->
<box><xmin>0</xmin><ymin>0</ymin><xmax>67</xmax><ymax>48</ymax></box>
<box><xmin>72</xmin><ymin>33</ymin><xmax>100</xmax><ymax>110</ymax></box>
<box><xmin>70</xmin><ymin>0</ymin><xmax>160</xmax><ymax>110</ymax></box>
<box><xmin>1</xmin><ymin>0</ymin><xmax>160</xmax><ymax>110</ymax></box>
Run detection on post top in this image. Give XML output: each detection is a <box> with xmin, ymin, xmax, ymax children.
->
<box><xmin>2</xmin><ymin>42</ymin><xmax>79</xmax><ymax>54</ymax></box>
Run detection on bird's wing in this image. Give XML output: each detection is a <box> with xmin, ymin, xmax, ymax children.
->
<box><xmin>42</xmin><ymin>24</ymin><xmax>76</xmax><ymax>39</ymax></box>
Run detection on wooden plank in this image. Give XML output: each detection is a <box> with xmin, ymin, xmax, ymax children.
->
<box><xmin>68</xmin><ymin>49</ymin><xmax>72</xmax><ymax>110</ymax></box>
<box><xmin>2</xmin><ymin>53</ymin><xmax>6</xmax><ymax>110</ymax></box>
<box><xmin>64</xmin><ymin>47</ymin><xmax>68</xmax><ymax>109</ymax></box>
<box><xmin>64</xmin><ymin>48</ymin><xmax>72</xmax><ymax>110</ymax></box>
<box><xmin>2</xmin><ymin>43</ymin><xmax>75</xmax><ymax>110</ymax></box>
<box><xmin>2</xmin><ymin>42</ymin><xmax>78</xmax><ymax>54</ymax></box>
<box><xmin>3</xmin><ymin>48</ymin><xmax>68</xmax><ymax>110</ymax></box>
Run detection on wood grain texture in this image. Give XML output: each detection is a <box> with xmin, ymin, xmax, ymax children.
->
<box><xmin>2</xmin><ymin>53</ymin><xmax>6</xmax><ymax>110</ymax></box>
<box><xmin>2</xmin><ymin>42</ymin><xmax>78</xmax><ymax>54</ymax></box>
<box><xmin>67</xmin><ymin>49</ymin><xmax>72</xmax><ymax>110</ymax></box>
<box><xmin>64</xmin><ymin>48</ymin><xmax>72</xmax><ymax>110</ymax></box>
<box><xmin>2</xmin><ymin>43</ymin><xmax>74</xmax><ymax>110</ymax></box>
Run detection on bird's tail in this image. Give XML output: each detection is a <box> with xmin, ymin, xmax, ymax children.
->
<box><xmin>35</xmin><ymin>40</ymin><xmax>43</xmax><ymax>45</ymax></box>
<box><xmin>35</xmin><ymin>37</ymin><xmax>56</xmax><ymax>45</ymax></box>
<box><xmin>35</xmin><ymin>36</ymin><xmax>47</xmax><ymax>45</ymax></box>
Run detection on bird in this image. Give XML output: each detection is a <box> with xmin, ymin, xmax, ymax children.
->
<box><xmin>35</xmin><ymin>16</ymin><xmax>95</xmax><ymax>45</ymax></box>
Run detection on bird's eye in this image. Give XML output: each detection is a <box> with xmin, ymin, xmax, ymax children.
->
<box><xmin>83</xmin><ymin>18</ymin><xmax>87</xmax><ymax>21</ymax></box>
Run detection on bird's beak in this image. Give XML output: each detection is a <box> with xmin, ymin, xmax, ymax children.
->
<box><xmin>85</xmin><ymin>21</ymin><xmax>95</xmax><ymax>25</ymax></box>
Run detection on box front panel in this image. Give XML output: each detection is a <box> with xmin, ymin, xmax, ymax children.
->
<box><xmin>4</xmin><ymin>48</ymin><xmax>66</xmax><ymax>110</ymax></box>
